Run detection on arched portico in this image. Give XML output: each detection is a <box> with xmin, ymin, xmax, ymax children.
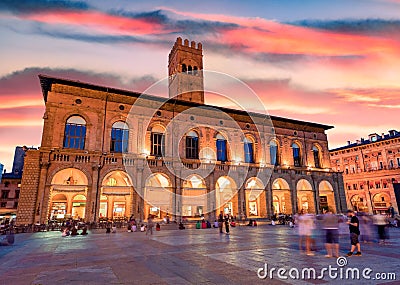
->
<box><xmin>319</xmin><ymin>180</ymin><xmax>336</xmax><ymax>213</ymax></box>
<box><xmin>49</xmin><ymin>168</ymin><xmax>88</xmax><ymax>221</ymax></box>
<box><xmin>272</xmin><ymin>178</ymin><xmax>292</xmax><ymax>214</ymax></box>
<box><xmin>101</xmin><ymin>170</ymin><xmax>134</xmax><ymax>220</ymax></box>
<box><xmin>297</xmin><ymin>179</ymin><xmax>316</xmax><ymax>213</ymax></box>
<box><xmin>144</xmin><ymin>173</ymin><xmax>173</xmax><ymax>220</ymax></box>
<box><xmin>245</xmin><ymin>177</ymin><xmax>266</xmax><ymax>218</ymax></box>
<box><xmin>215</xmin><ymin>176</ymin><xmax>238</xmax><ymax>216</ymax></box>
<box><xmin>182</xmin><ymin>174</ymin><xmax>207</xmax><ymax>219</ymax></box>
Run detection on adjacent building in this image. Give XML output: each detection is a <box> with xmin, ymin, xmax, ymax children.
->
<box><xmin>16</xmin><ymin>38</ymin><xmax>346</xmax><ymax>225</ymax></box>
<box><xmin>330</xmin><ymin>130</ymin><xmax>400</xmax><ymax>214</ymax></box>
<box><xmin>0</xmin><ymin>163</ymin><xmax>3</xmax><ymax>182</ymax></box>
<box><xmin>0</xmin><ymin>146</ymin><xmax>30</xmax><ymax>215</ymax></box>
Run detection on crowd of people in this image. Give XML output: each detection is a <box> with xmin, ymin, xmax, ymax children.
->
<box><xmin>293</xmin><ymin>208</ymin><xmax>397</xmax><ymax>257</ymax></box>
<box><xmin>61</xmin><ymin>220</ymin><xmax>88</xmax><ymax>237</ymax></box>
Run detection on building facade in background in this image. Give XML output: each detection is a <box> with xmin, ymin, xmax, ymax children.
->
<box><xmin>330</xmin><ymin>130</ymin><xmax>400</xmax><ymax>214</ymax></box>
<box><xmin>0</xmin><ymin>146</ymin><xmax>30</xmax><ymax>215</ymax></box>
<box><xmin>17</xmin><ymin>38</ymin><xmax>346</xmax><ymax>225</ymax></box>
<box><xmin>0</xmin><ymin>164</ymin><xmax>3</xmax><ymax>182</ymax></box>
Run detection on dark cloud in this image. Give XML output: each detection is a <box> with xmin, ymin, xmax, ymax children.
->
<box><xmin>0</xmin><ymin>0</ymin><xmax>89</xmax><ymax>14</ymax></box>
<box><xmin>112</xmin><ymin>9</ymin><xmax>238</xmax><ymax>35</ymax></box>
<box><xmin>171</xmin><ymin>19</ymin><xmax>238</xmax><ymax>35</ymax></box>
<box><xmin>111</xmin><ymin>9</ymin><xmax>169</xmax><ymax>25</ymax></box>
<box><xmin>0</xmin><ymin>67</ymin><xmax>159</xmax><ymax>97</ymax></box>
<box><xmin>252</xmin><ymin>52</ymin><xmax>364</xmax><ymax>63</ymax></box>
<box><xmin>288</xmin><ymin>19</ymin><xmax>400</xmax><ymax>36</ymax></box>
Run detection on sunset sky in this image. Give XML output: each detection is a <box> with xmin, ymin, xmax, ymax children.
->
<box><xmin>1</xmin><ymin>0</ymin><xmax>400</xmax><ymax>171</ymax></box>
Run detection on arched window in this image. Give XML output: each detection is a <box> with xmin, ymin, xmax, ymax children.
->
<box><xmin>216</xmin><ymin>134</ymin><xmax>227</xmax><ymax>162</ymax></box>
<box><xmin>186</xmin><ymin>131</ymin><xmax>199</xmax><ymax>159</ymax></box>
<box><xmin>182</xmin><ymin>64</ymin><xmax>187</xmax><ymax>73</ymax></box>
<box><xmin>151</xmin><ymin>125</ymin><xmax>165</xmax><ymax>157</ymax></box>
<box><xmin>193</xmin><ymin>66</ymin><xmax>198</xmax><ymax>75</ymax></box>
<box><xmin>111</xmin><ymin>121</ymin><xmax>129</xmax><ymax>153</ymax></box>
<box><xmin>312</xmin><ymin>145</ymin><xmax>321</xmax><ymax>168</ymax></box>
<box><xmin>63</xmin><ymin>115</ymin><xmax>86</xmax><ymax>149</ymax></box>
<box><xmin>270</xmin><ymin>140</ymin><xmax>279</xmax><ymax>166</ymax></box>
<box><xmin>188</xmin><ymin>65</ymin><xmax>192</xmax><ymax>74</ymax></box>
<box><xmin>244</xmin><ymin>137</ymin><xmax>254</xmax><ymax>163</ymax></box>
<box><xmin>292</xmin><ymin>142</ymin><xmax>301</xmax><ymax>167</ymax></box>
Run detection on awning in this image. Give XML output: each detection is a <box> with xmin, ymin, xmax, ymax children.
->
<box><xmin>52</xmin><ymin>184</ymin><xmax>87</xmax><ymax>191</ymax></box>
<box><xmin>0</xmin><ymin>210</ymin><xmax>17</xmax><ymax>216</ymax></box>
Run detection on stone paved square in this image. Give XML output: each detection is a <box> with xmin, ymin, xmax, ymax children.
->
<box><xmin>1</xmin><ymin>225</ymin><xmax>399</xmax><ymax>285</ymax></box>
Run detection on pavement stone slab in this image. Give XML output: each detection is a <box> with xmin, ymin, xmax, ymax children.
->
<box><xmin>0</xmin><ymin>225</ymin><xmax>399</xmax><ymax>285</ymax></box>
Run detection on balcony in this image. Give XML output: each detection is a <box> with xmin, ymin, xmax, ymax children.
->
<box><xmin>46</xmin><ymin>149</ymin><xmax>337</xmax><ymax>176</ymax></box>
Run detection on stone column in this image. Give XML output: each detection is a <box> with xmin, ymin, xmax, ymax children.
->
<box><xmin>266</xmin><ymin>178</ymin><xmax>273</xmax><ymax>218</ymax></box>
<box><xmin>39</xmin><ymin>185</ymin><xmax>51</xmax><ymax>223</ymax></box>
<box><xmin>290</xmin><ymin>171</ymin><xmax>298</xmax><ymax>215</ymax></box>
<box><xmin>91</xmin><ymin>164</ymin><xmax>101</xmax><ymax>222</ymax></box>
<box><xmin>173</xmin><ymin>167</ymin><xmax>182</xmax><ymax>222</ymax></box>
<box><xmin>333</xmin><ymin>173</ymin><xmax>347</xmax><ymax>213</ymax></box>
<box><xmin>311</xmin><ymin>175</ymin><xmax>320</xmax><ymax>214</ymax></box>
<box><xmin>135</xmin><ymin>160</ymin><xmax>145</xmax><ymax>222</ymax></box>
<box><xmin>207</xmin><ymin>174</ymin><xmax>216</xmax><ymax>221</ymax></box>
<box><xmin>35</xmin><ymin>162</ymin><xmax>50</xmax><ymax>224</ymax></box>
<box><xmin>365</xmin><ymin>189</ymin><xmax>373</xmax><ymax>214</ymax></box>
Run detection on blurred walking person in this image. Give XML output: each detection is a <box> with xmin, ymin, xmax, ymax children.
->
<box><xmin>373</xmin><ymin>213</ymin><xmax>388</xmax><ymax>244</ymax></box>
<box><xmin>322</xmin><ymin>210</ymin><xmax>339</xmax><ymax>258</ymax></box>
<box><xmin>146</xmin><ymin>215</ymin><xmax>154</xmax><ymax>235</ymax></box>
<box><xmin>359</xmin><ymin>214</ymin><xmax>373</xmax><ymax>243</ymax></box>
<box><xmin>297</xmin><ymin>210</ymin><xmax>315</xmax><ymax>256</ymax></box>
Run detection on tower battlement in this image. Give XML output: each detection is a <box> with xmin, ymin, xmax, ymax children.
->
<box><xmin>168</xmin><ymin>37</ymin><xmax>204</xmax><ymax>104</ymax></box>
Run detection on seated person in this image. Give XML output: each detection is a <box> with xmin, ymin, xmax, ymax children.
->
<box><xmin>62</xmin><ymin>227</ymin><xmax>70</xmax><ymax>236</ymax></box>
<box><xmin>213</xmin><ymin>220</ymin><xmax>219</xmax><ymax>228</ymax></box>
<box><xmin>0</xmin><ymin>233</ymin><xmax>15</xmax><ymax>246</ymax></box>
<box><xmin>179</xmin><ymin>221</ymin><xmax>185</xmax><ymax>230</ymax></box>
<box><xmin>156</xmin><ymin>223</ymin><xmax>161</xmax><ymax>231</ymax></box>
<box><xmin>196</xmin><ymin>221</ymin><xmax>201</xmax><ymax>229</ymax></box>
<box><xmin>106</xmin><ymin>223</ymin><xmax>111</xmax><ymax>234</ymax></box>
<box><xmin>140</xmin><ymin>224</ymin><xmax>146</xmax><ymax>232</ymax></box>
<box><xmin>206</xmin><ymin>220</ymin><xmax>211</xmax><ymax>228</ymax></box>
<box><xmin>71</xmin><ymin>226</ymin><xmax>78</xmax><ymax>236</ymax></box>
<box><xmin>81</xmin><ymin>226</ymin><xmax>88</xmax><ymax>235</ymax></box>
<box><xmin>230</xmin><ymin>221</ymin><xmax>236</xmax><ymax>227</ymax></box>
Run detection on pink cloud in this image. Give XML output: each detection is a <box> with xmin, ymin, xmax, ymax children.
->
<box><xmin>17</xmin><ymin>10</ymin><xmax>173</xmax><ymax>35</ymax></box>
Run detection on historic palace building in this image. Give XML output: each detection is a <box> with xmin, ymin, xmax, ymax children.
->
<box><xmin>16</xmin><ymin>38</ymin><xmax>346</xmax><ymax>225</ymax></box>
<box><xmin>330</xmin><ymin>130</ymin><xmax>400</xmax><ymax>214</ymax></box>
